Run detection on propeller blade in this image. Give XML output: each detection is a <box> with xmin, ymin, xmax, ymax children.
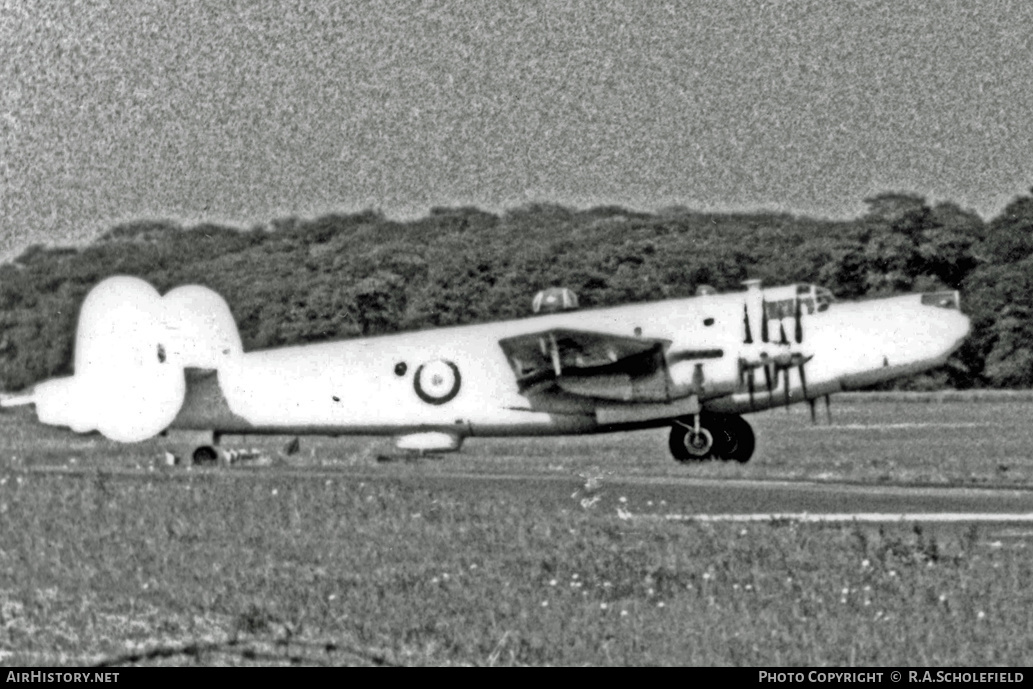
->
<box><xmin>797</xmin><ymin>362</ymin><xmax>808</xmax><ymax>400</ymax></box>
<box><xmin>824</xmin><ymin>394</ymin><xmax>832</xmax><ymax>424</ymax></box>
<box><xmin>743</xmin><ymin>304</ymin><xmax>753</xmax><ymax>344</ymax></box>
<box><xmin>808</xmin><ymin>398</ymin><xmax>817</xmax><ymax>423</ymax></box>
<box><xmin>794</xmin><ymin>298</ymin><xmax>803</xmax><ymax>344</ymax></box>
<box><xmin>782</xmin><ymin>366</ymin><xmax>791</xmax><ymax>410</ymax></box>
<box><xmin>763</xmin><ymin>363</ymin><xmax>774</xmax><ymax>401</ymax></box>
<box><xmin>778</xmin><ymin>321</ymin><xmax>789</xmax><ymax>345</ymax></box>
<box><xmin>747</xmin><ymin>368</ymin><xmax>756</xmax><ymax>410</ymax></box>
<box><xmin>761</xmin><ymin>299</ymin><xmax>769</xmax><ymax>343</ymax></box>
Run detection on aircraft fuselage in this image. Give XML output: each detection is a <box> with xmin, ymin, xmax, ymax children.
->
<box><xmin>5</xmin><ymin>277</ymin><xmax>970</xmax><ymax>462</ymax></box>
<box><xmin>170</xmin><ymin>287</ymin><xmax>970</xmax><ymax>438</ymax></box>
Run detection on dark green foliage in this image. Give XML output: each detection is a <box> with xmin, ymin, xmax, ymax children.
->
<box><xmin>921</xmin><ymin>203</ymin><xmax>984</xmax><ymax>289</ymax></box>
<box><xmin>962</xmin><ymin>257</ymin><xmax>1033</xmax><ymax>388</ymax></box>
<box><xmin>980</xmin><ymin>190</ymin><xmax>1033</xmax><ymax>264</ymax></box>
<box><xmin>2</xmin><ymin>189</ymin><xmax>1032</xmax><ymax>390</ymax></box>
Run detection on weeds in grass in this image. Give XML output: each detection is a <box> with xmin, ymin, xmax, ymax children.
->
<box><xmin>1</xmin><ymin>471</ymin><xmax>1031</xmax><ymax>665</ymax></box>
<box><xmin>2</xmin><ymin>400</ymin><xmax>1033</xmax><ymax>665</ymax></box>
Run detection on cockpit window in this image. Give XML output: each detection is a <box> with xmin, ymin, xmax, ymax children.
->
<box><xmin>761</xmin><ymin>284</ymin><xmax>835</xmax><ymax>318</ymax></box>
<box><xmin>764</xmin><ymin>298</ymin><xmax>797</xmax><ymax>319</ymax></box>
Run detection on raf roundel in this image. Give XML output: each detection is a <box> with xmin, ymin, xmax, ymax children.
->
<box><xmin>413</xmin><ymin>360</ymin><xmax>462</xmax><ymax>405</ymax></box>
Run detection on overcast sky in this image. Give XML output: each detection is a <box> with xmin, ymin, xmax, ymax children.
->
<box><xmin>2</xmin><ymin>0</ymin><xmax>1031</xmax><ymax>262</ymax></box>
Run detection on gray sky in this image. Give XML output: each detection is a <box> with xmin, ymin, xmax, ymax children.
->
<box><xmin>2</xmin><ymin>0</ymin><xmax>1031</xmax><ymax>262</ymax></box>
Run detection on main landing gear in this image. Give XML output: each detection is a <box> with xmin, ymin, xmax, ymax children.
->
<box><xmin>669</xmin><ymin>413</ymin><xmax>755</xmax><ymax>463</ymax></box>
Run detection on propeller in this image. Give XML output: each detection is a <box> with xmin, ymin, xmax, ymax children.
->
<box><xmin>760</xmin><ymin>299</ymin><xmax>769</xmax><ymax>343</ymax></box>
<box><xmin>782</xmin><ymin>365</ymin><xmax>791</xmax><ymax>410</ymax></box>
<box><xmin>746</xmin><ymin>366</ymin><xmax>756</xmax><ymax>409</ymax></box>
<box><xmin>794</xmin><ymin>298</ymin><xmax>803</xmax><ymax>344</ymax></box>
<box><xmin>762</xmin><ymin>356</ymin><xmax>774</xmax><ymax>402</ymax></box>
<box><xmin>805</xmin><ymin>390</ymin><xmax>832</xmax><ymax>425</ymax></box>
<box><xmin>741</xmin><ymin>289</ymin><xmax>817</xmax><ymax>414</ymax></box>
<box><xmin>768</xmin><ymin>352</ymin><xmax>813</xmax><ymax>411</ymax></box>
<box><xmin>797</xmin><ymin>361</ymin><xmax>813</xmax><ymax>421</ymax></box>
<box><xmin>740</xmin><ymin>348</ymin><xmax>818</xmax><ymax>417</ymax></box>
<box><xmin>737</xmin><ymin>357</ymin><xmax>758</xmax><ymax>410</ymax></box>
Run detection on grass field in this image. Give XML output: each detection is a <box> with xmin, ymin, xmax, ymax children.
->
<box><xmin>8</xmin><ymin>394</ymin><xmax>1033</xmax><ymax>486</ymax></box>
<box><xmin>1</xmin><ymin>395</ymin><xmax>1032</xmax><ymax>666</ymax></box>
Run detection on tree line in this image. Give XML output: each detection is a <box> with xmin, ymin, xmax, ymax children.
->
<box><xmin>0</xmin><ymin>190</ymin><xmax>1031</xmax><ymax>391</ymax></box>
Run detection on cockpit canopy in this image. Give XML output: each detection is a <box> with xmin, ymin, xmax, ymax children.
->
<box><xmin>799</xmin><ymin>283</ymin><xmax>836</xmax><ymax>313</ymax></box>
<box><xmin>760</xmin><ymin>283</ymin><xmax>836</xmax><ymax>319</ymax></box>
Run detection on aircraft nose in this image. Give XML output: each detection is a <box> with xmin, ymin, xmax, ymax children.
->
<box><xmin>918</xmin><ymin>290</ymin><xmax>970</xmax><ymax>350</ymax></box>
<box><xmin>921</xmin><ymin>289</ymin><xmax>966</xmax><ymax>330</ymax></box>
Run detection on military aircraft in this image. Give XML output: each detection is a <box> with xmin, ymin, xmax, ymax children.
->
<box><xmin>0</xmin><ymin>276</ymin><xmax>969</xmax><ymax>465</ymax></box>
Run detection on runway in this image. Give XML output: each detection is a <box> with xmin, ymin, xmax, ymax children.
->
<box><xmin>422</xmin><ymin>472</ymin><xmax>1033</xmax><ymax>529</ymax></box>
<box><xmin>17</xmin><ymin>462</ymin><xmax>1033</xmax><ymax>527</ymax></box>
<box><xmin>659</xmin><ymin>512</ymin><xmax>1033</xmax><ymax>523</ymax></box>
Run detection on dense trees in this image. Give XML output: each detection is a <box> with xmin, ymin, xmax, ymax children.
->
<box><xmin>958</xmin><ymin>190</ymin><xmax>1033</xmax><ymax>388</ymax></box>
<box><xmin>0</xmin><ymin>189</ymin><xmax>1030</xmax><ymax>391</ymax></box>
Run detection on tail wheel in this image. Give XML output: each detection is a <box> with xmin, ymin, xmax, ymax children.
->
<box><xmin>192</xmin><ymin>445</ymin><xmax>219</xmax><ymax>466</ymax></box>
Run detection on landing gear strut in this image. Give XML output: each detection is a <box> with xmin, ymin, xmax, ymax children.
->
<box><xmin>669</xmin><ymin>413</ymin><xmax>755</xmax><ymax>463</ymax></box>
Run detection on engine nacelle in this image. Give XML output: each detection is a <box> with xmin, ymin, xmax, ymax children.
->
<box><xmin>33</xmin><ymin>276</ymin><xmax>242</xmax><ymax>443</ymax></box>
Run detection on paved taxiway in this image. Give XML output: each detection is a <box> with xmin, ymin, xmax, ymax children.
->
<box><xmin>17</xmin><ymin>463</ymin><xmax>1033</xmax><ymax>525</ymax></box>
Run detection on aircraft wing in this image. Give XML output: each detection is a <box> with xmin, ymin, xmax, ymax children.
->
<box><xmin>498</xmin><ymin>328</ymin><xmax>673</xmax><ymax>402</ymax></box>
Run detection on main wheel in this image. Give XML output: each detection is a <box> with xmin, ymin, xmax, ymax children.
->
<box><xmin>669</xmin><ymin>421</ymin><xmax>715</xmax><ymax>462</ymax></box>
<box><xmin>716</xmin><ymin>415</ymin><xmax>755</xmax><ymax>463</ymax></box>
<box><xmin>669</xmin><ymin>414</ymin><xmax>755</xmax><ymax>464</ymax></box>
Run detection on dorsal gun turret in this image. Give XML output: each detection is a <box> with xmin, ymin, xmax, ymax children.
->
<box><xmin>532</xmin><ymin>287</ymin><xmax>579</xmax><ymax>315</ymax></box>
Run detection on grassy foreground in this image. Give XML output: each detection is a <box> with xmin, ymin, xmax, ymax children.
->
<box><xmin>1</xmin><ymin>469</ymin><xmax>1031</xmax><ymax>666</ymax></box>
<box><xmin>7</xmin><ymin>395</ymin><xmax>1033</xmax><ymax>486</ymax></box>
<box><xmin>1</xmin><ymin>395</ymin><xmax>1032</xmax><ymax>666</ymax></box>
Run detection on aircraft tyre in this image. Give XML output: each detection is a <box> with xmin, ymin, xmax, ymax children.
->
<box><xmin>669</xmin><ymin>421</ymin><xmax>715</xmax><ymax>462</ymax></box>
<box><xmin>715</xmin><ymin>414</ymin><xmax>755</xmax><ymax>464</ymax></box>
<box><xmin>192</xmin><ymin>445</ymin><xmax>219</xmax><ymax>466</ymax></box>
<box><xmin>669</xmin><ymin>414</ymin><xmax>755</xmax><ymax>463</ymax></box>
